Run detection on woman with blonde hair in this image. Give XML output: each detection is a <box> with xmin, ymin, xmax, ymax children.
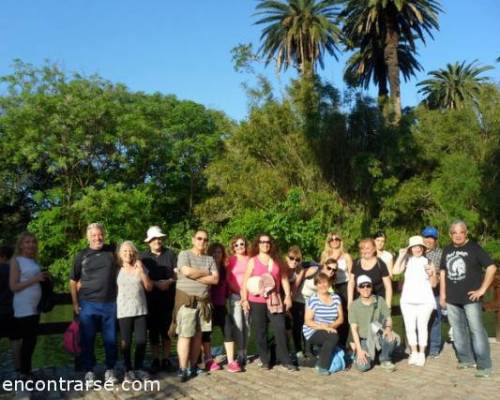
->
<box><xmin>116</xmin><ymin>241</ymin><xmax>153</xmax><ymax>382</ymax></box>
<box><xmin>9</xmin><ymin>232</ymin><xmax>50</xmax><ymax>378</ymax></box>
<box><xmin>320</xmin><ymin>232</ymin><xmax>352</xmax><ymax>346</ymax></box>
<box><xmin>348</xmin><ymin>238</ymin><xmax>392</xmax><ymax>309</ymax></box>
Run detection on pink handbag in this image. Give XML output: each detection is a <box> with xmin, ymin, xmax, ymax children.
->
<box><xmin>63</xmin><ymin>320</ymin><xmax>81</xmax><ymax>355</ymax></box>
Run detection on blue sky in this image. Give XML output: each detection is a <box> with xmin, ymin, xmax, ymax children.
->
<box><xmin>1</xmin><ymin>0</ymin><xmax>499</xmax><ymax>121</ymax></box>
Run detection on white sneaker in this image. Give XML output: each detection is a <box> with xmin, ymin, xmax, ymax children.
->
<box><xmin>416</xmin><ymin>353</ymin><xmax>426</xmax><ymax>367</ymax></box>
<box><xmin>104</xmin><ymin>369</ymin><xmax>119</xmax><ymax>384</ymax></box>
<box><xmin>408</xmin><ymin>352</ymin><xmax>417</xmax><ymax>365</ymax></box>
<box><xmin>84</xmin><ymin>371</ymin><xmax>96</xmax><ymax>388</ymax></box>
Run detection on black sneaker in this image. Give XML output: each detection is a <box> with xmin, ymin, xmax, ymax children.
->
<box><xmin>178</xmin><ymin>368</ymin><xmax>189</xmax><ymax>383</ymax></box>
<box><xmin>150</xmin><ymin>358</ymin><xmax>161</xmax><ymax>374</ymax></box>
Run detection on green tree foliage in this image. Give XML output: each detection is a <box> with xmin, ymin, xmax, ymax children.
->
<box><xmin>254</xmin><ymin>0</ymin><xmax>343</xmax><ymax>76</ymax></box>
<box><xmin>417</xmin><ymin>60</ymin><xmax>493</xmax><ymax>110</ymax></box>
<box><xmin>342</xmin><ymin>0</ymin><xmax>442</xmax><ymax>122</ymax></box>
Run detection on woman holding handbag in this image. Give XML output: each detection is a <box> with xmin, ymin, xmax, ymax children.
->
<box><xmin>241</xmin><ymin>234</ymin><xmax>297</xmax><ymax>371</ymax></box>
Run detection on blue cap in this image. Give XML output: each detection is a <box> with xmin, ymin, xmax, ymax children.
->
<box><xmin>421</xmin><ymin>226</ymin><xmax>438</xmax><ymax>238</ymax></box>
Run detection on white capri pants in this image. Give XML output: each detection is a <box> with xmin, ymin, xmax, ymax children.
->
<box><xmin>400</xmin><ymin>303</ymin><xmax>434</xmax><ymax>347</ymax></box>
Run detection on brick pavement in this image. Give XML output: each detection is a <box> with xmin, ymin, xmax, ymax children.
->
<box><xmin>1</xmin><ymin>343</ymin><xmax>498</xmax><ymax>400</ymax></box>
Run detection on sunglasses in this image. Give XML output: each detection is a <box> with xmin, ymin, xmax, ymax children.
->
<box><xmin>259</xmin><ymin>240</ymin><xmax>271</xmax><ymax>244</ymax></box>
<box><xmin>329</xmin><ymin>237</ymin><xmax>341</xmax><ymax>242</ymax></box>
<box><xmin>195</xmin><ymin>237</ymin><xmax>208</xmax><ymax>242</ymax></box>
<box><xmin>326</xmin><ymin>266</ymin><xmax>337</xmax><ymax>271</ymax></box>
<box><xmin>358</xmin><ymin>284</ymin><xmax>372</xmax><ymax>289</ymax></box>
<box><xmin>233</xmin><ymin>242</ymin><xmax>245</xmax><ymax>248</ymax></box>
<box><xmin>288</xmin><ymin>256</ymin><xmax>301</xmax><ymax>262</ymax></box>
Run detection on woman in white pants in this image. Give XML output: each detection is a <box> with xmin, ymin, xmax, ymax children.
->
<box><xmin>393</xmin><ymin>235</ymin><xmax>437</xmax><ymax>366</ymax></box>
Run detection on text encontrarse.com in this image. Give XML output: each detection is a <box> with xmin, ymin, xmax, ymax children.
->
<box><xmin>2</xmin><ymin>378</ymin><xmax>161</xmax><ymax>393</ymax></box>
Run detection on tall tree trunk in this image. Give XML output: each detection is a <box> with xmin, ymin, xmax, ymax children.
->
<box><xmin>384</xmin><ymin>25</ymin><xmax>401</xmax><ymax>123</ymax></box>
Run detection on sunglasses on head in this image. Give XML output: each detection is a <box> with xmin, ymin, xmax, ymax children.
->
<box><xmin>329</xmin><ymin>237</ymin><xmax>341</xmax><ymax>242</ymax></box>
<box><xmin>233</xmin><ymin>242</ymin><xmax>245</xmax><ymax>248</ymax></box>
<box><xmin>259</xmin><ymin>240</ymin><xmax>271</xmax><ymax>244</ymax></box>
<box><xmin>195</xmin><ymin>237</ymin><xmax>208</xmax><ymax>242</ymax></box>
<box><xmin>358</xmin><ymin>283</ymin><xmax>372</xmax><ymax>289</ymax></box>
<box><xmin>288</xmin><ymin>256</ymin><xmax>301</xmax><ymax>262</ymax></box>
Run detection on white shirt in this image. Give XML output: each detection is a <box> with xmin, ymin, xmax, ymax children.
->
<box><xmin>400</xmin><ymin>256</ymin><xmax>435</xmax><ymax>307</ymax></box>
<box><xmin>13</xmin><ymin>256</ymin><xmax>42</xmax><ymax>317</ymax></box>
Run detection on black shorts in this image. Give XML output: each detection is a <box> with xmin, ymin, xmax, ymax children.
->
<box><xmin>0</xmin><ymin>313</ymin><xmax>15</xmax><ymax>339</ymax></box>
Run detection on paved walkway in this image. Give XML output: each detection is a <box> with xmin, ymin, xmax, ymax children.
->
<box><xmin>1</xmin><ymin>343</ymin><xmax>499</xmax><ymax>400</ymax></box>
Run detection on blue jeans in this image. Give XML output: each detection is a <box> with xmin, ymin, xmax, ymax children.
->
<box><xmin>428</xmin><ymin>295</ymin><xmax>442</xmax><ymax>355</ymax></box>
<box><xmin>354</xmin><ymin>336</ymin><xmax>396</xmax><ymax>372</ymax></box>
<box><xmin>446</xmin><ymin>302</ymin><xmax>491</xmax><ymax>370</ymax></box>
<box><xmin>79</xmin><ymin>300</ymin><xmax>117</xmax><ymax>371</ymax></box>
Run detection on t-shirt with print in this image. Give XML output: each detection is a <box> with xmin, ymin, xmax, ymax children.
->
<box><xmin>176</xmin><ymin>250</ymin><xmax>216</xmax><ymax>298</ymax></box>
<box><xmin>70</xmin><ymin>245</ymin><xmax>118</xmax><ymax>303</ymax></box>
<box><xmin>425</xmin><ymin>247</ymin><xmax>443</xmax><ymax>295</ymax></box>
<box><xmin>440</xmin><ymin>241</ymin><xmax>494</xmax><ymax>305</ymax></box>
<box><xmin>348</xmin><ymin>295</ymin><xmax>391</xmax><ymax>339</ymax></box>
<box><xmin>352</xmin><ymin>258</ymin><xmax>390</xmax><ymax>299</ymax></box>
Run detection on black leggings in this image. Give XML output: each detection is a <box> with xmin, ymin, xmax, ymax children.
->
<box><xmin>334</xmin><ymin>282</ymin><xmax>349</xmax><ymax>347</ymax></box>
<box><xmin>119</xmin><ymin>316</ymin><xmax>147</xmax><ymax>371</ymax></box>
<box><xmin>202</xmin><ymin>304</ymin><xmax>234</xmax><ymax>343</ymax></box>
<box><xmin>307</xmin><ymin>330</ymin><xmax>339</xmax><ymax>369</ymax></box>
<box><xmin>14</xmin><ymin>314</ymin><xmax>40</xmax><ymax>375</ymax></box>
<box><xmin>291</xmin><ymin>302</ymin><xmax>305</xmax><ymax>353</ymax></box>
<box><xmin>250</xmin><ymin>302</ymin><xmax>291</xmax><ymax>366</ymax></box>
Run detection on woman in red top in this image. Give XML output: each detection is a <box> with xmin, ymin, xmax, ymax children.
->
<box><xmin>241</xmin><ymin>234</ymin><xmax>297</xmax><ymax>371</ymax></box>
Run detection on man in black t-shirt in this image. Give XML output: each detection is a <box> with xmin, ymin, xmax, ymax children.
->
<box><xmin>69</xmin><ymin>223</ymin><xmax>118</xmax><ymax>385</ymax></box>
<box><xmin>439</xmin><ymin>220</ymin><xmax>497</xmax><ymax>377</ymax></box>
<box><xmin>140</xmin><ymin>226</ymin><xmax>177</xmax><ymax>373</ymax></box>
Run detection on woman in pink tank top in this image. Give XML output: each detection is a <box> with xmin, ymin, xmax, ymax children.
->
<box><xmin>241</xmin><ymin>234</ymin><xmax>297</xmax><ymax>371</ymax></box>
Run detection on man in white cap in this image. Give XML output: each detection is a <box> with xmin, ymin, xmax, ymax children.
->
<box><xmin>140</xmin><ymin>226</ymin><xmax>177</xmax><ymax>373</ymax></box>
<box><xmin>348</xmin><ymin>275</ymin><xmax>398</xmax><ymax>372</ymax></box>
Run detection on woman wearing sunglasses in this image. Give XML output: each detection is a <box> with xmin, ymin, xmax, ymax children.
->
<box><xmin>241</xmin><ymin>234</ymin><xmax>297</xmax><ymax>371</ymax></box>
<box><xmin>321</xmin><ymin>232</ymin><xmax>352</xmax><ymax>346</ymax></box>
<box><xmin>348</xmin><ymin>238</ymin><xmax>392</xmax><ymax>309</ymax></box>
<box><xmin>224</xmin><ymin>236</ymin><xmax>251</xmax><ymax>372</ymax></box>
<box><xmin>284</xmin><ymin>246</ymin><xmax>307</xmax><ymax>360</ymax></box>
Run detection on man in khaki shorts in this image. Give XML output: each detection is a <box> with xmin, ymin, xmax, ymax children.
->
<box><xmin>173</xmin><ymin>229</ymin><xmax>219</xmax><ymax>382</ymax></box>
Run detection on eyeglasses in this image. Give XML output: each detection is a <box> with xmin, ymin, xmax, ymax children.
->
<box><xmin>233</xmin><ymin>242</ymin><xmax>245</xmax><ymax>248</ymax></box>
<box><xmin>358</xmin><ymin>284</ymin><xmax>372</xmax><ymax>289</ymax></box>
<box><xmin>329</xmin><ymin>237</ymin><xmax>341</xmax><ymax>242</ymax></box>
<box><xmin>288</xmin><ymin>256</ymin><xmax>301</xmax><ymax>262</ymax></box>
<box><xmin>259</xmin><ymin>240</ymin><xmax>271</xmax><ymax>244</ymax></box>
<box><xmin>195</xmin><ymin>237</ymin><xmax>208</xmax><ymax>242</ymax></box>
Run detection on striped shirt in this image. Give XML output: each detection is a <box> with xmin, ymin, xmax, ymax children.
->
<box><xmin>303</xmin><ymin>293</ymin><xmax>342</xmax><ymax>340</ymax></box>
<box><xmin>176</xmin><ymin>250</ymin><xmax>216</xmax><ymax>298</ymax></box>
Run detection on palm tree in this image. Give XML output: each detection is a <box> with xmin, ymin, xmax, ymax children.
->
<box><xmin>417</xmin><ymin>61</ymin><xmax>492</xmax><ymax>110</ymax></box>
<box><xmin>344</xmin><ymin>40</ymin><xmax>423</xmax><ymax>105</ymax></box>
<box><xmin>342</xmin><ymin>0</ymin><xmax>442</xmax><ymax>122</ymax></box>
<box><xmin>254</xmin><ymin>0</ymin><xmax>342</xmax><ymax>77</ymax></box>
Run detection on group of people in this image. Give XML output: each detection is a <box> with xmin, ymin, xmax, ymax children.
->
<box><xmin>0</xmin><ymin>219</ymin><xmax>496</xmax><ymax>387</ymax></box>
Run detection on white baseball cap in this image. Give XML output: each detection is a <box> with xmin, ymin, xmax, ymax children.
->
<box><xmin>144</xmin><ymin>226</ymin><xmax>167</xmax><ymax>243</ymax></box>
<box><xmin>357</xmin><ymin>275</ymin><xmax>372</xmax><ymax>286</ymax></box>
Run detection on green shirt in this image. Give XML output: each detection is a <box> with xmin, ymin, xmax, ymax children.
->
<box><xmin>348</xmin><ymin>295</ymin><xmax>390</xmax><ymax>339</ymax></box>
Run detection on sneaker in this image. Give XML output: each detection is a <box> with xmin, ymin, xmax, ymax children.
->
<box><xmin>84</xmin><ymin>371</ymin><xmax>96</xmax><ymax>388</ymax></box>
<box><xmin>457</xmin><ymin>362</ymin><xmax>476</xmax><ymax>370</ymax></box>
<box><xmin>135</xmin><ymin>369</ymin><xmax>151</xmax><ymax>381</ymax></box>
<box><xmin>296</xmin><ymin>351</ymin><xmax>305</xmax><ymax>361</ymax></box>
<box><xmin>206</xmin><ymin>359</ymin><xmax>221</xmax><ymax>372</ymax></box>
<box><xmin>415</xmin><ymin>353</ymin><xmax>426</xmax><ymax>367</ymax></box>
<box><xmin>380</xmin><ymin>361</ymin><xmax>396</xmax><ymax>372</ymax></box>
<box><xmin>408</xmin><ymin>352</ymin><xmax>418</xmax><ymax>365</ymax></box>
<box><xmin>150</xmin><ymin>358</ymin><xmax>161</xmax><ymax>374</ymax></box>
<box><xmin>429</xmin><ymin>352</ymin><xmax>440</xmax><ymax>359</ymax></box>
<box><xmin>226</xmin><ymin>361</ymin><xmax>241</xmax><ymax>373</ymax></box>
<box><xmin>178</xmin><ymin>368</ymin><xmax>189</xmax><ymax>383</ymax></box>
<box><xmin>315</xmin><ymin>366</ymin><xmax>330</xmax><ymax>376</ymax></box>
<box><xmin>189</xmin><ymin>367</ymin><xmax>207</xmax><ymax>377</ymax></box>
<box><xmin>123</xmin><ymin>370</ymin><xmax>136</xmax><ymax>383</ymax></box>
<box><xmin>475</xmin><ymin>369</ymin><xmax>492</xmax><ymax>378</ymax></box>
<box><xmin>104</xmin><ymin>369</ymin><xmax>119</xmax><ymax>384</ymax></box>
<box><xmin>279</xmin><ymin>364</ymin><xmax>299</xmax><ymax>372</ymax></box>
